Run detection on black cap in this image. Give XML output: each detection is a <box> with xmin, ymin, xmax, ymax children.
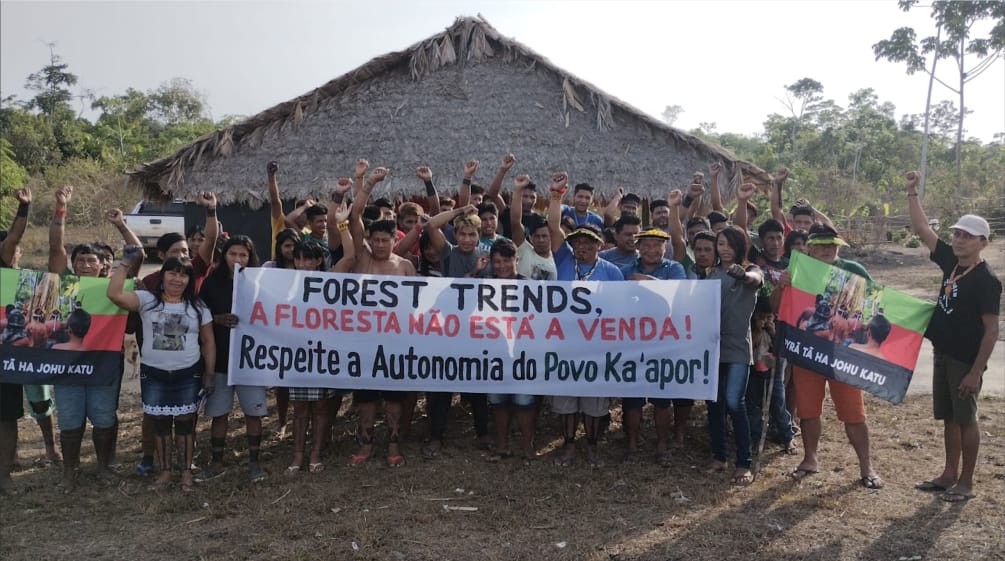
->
<box><xmin>622</xmin><ymin>193</ymin><xmax>641</xmax><ymax>205</ymax></box>
<box><xmin>707</xmin><ymin>211</ymin><xmax>728</xmax><ymax>225</ymax></box>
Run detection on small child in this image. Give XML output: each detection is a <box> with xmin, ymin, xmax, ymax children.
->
<box><xmin>746</xmin><ymin>297</ymin><xmax>796</xmax><ymax>455</ymax></box>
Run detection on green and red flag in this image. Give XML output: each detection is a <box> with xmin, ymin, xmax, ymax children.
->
<box><xmin>1</xmin><ymin>268</ymin><xmax>131</xmax><ymax>385</ymax></box>
<box><xmin>777</xmin><ymin>252</ymin><xmax>935</xmax><ymax>404</ymax></box>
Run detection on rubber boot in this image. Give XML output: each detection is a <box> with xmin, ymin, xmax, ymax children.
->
<box><xmin>92</xmin><ymin>426</ymin><xmax>119</xmax><ymax>483</ymax></box>
<box><xmin>59</xmin><ymin>428</ymin><xmax>85</xmax><ymax>493</ymax></box>
<box><xmin>0</xmin><ymin>420</ymin><xmax>18</xmax><ymax>493</ymax></box>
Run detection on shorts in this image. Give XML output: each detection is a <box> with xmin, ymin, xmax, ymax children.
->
<box><xmin>204</xmin><ymin>372</ymin><xmax>267</xmax><ymax>418</ymax></box>
<box><xmin>621</xmin><ymin>397</ymin><xmax>672</xmax><ymax>410</ymax></box>
<box><xmin>932</xmin><ymin>352</ymin><xmax>981</xmax><ymax>425</ymax></box>
<box><xmin>288</xmin><ymin>387</ymin><xmax>338</xmax><ymax>401</ymax></box>
<box><xmin>792</xmin><ymin>365</ymin><xmax>865</xmax><ymax>424</ymax></box>
<box><xmin>0</xmin><ymin>383</ymin><xmax>23</xmax><ymax>422</ymax></box>
<box><xmin>550</xmin><ymin>396</ymin><xmax>610</xmax><ymax>418</ymax></box>
<box><xmin>140</xmin><ymin>363</ymin><xmax>201</xmax><ymax>417</ymax></box>
<box><xmin>352</xmin><ymin>390</ymin><xmax>408</xmax><ymax>404</ymax></box>
<box><xmin>23</xmin><ymin>384</ymin><xmax>54</xmax><ymax>419</ymax></box>
<box><xmin>53</xmin><ymin>383</ymin><xmax>119</xmax><ymax>430</ymax></box>
<box><xmin>487</xmin><ymin>393</ymin><xmax>536</xmax><ymax>408</ymax></box>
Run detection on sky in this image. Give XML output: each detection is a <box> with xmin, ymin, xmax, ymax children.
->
<box><xmin>2</xmin><ymin>0</ymin><xmax>1003</xmax><ymax>142</ymax></box>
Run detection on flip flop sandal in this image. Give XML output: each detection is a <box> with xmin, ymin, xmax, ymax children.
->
<box><xmin>788</xmin><ymin>467</ymin><xmax>818</xmax><ymax>481</ymax></box>
<box><xmin>914</xmin><ymin>480</ymin><xmax>948</xmax><ymax>492</ymax></box>
<box><xmin>860</xmin><ymin>474</ymin><xmax>885</xmax><ymax>489</ymax></box>
<box><xmin>309</xmin><ymin>462</ymin><xmax>325</xmax><ymax>473</ymax></box>
<box><xmin>349</xmin><ymin>452</ymin><xmax>370</xmax><ymax>466</ymax></box>
<box><xmin>421</xmin><ymin>445</ymin><xmax>440</xmax><ymax>460</ymax></box>
<box><xmin>386</xmin><ymin>454</ymin><xmax>406</xmax><ymax>468</ymax></box>
<box><xmin>284</xmin><ymin>465</ymin><xmax>301</xmax><ymax>477</ymax></box>
<box><xmin>940</xmin><ymin>490</ymin><xmax>975</xmax><ymax>503</ymax></box>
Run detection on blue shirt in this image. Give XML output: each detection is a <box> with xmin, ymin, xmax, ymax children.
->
<box><xmin>561</xmin><ymin>205</ymin><xmax>604</xmax><ymax>229</ymax></box>
<box><xmin>620</xmin><ymin>258</ymin><xmax>686</xmax><ymax>280</ymax></box>
<box><xmin>554</xmin><ymin>244</ymin><xmax>625</xmax><ymax>281</ymax></box>
<box><xmin>598</xmin><ymin>247</ymin><xmax>639</xmax><ymax>269</ymax></box>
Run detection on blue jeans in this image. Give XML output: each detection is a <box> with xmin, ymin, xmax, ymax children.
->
<box><xmin>746</xmin><ymin>367</ymin><xmax>794</xmax><ymax>447</ymax></box>
<box><xmin>706</xmin><ymin>362</ymin><xmax>752</xmax><ymax>468</ymax></box>
<box><xmin>54</xmin><ymin>383</ymin><xmax>118</xmax><ymax>430</ymax></box>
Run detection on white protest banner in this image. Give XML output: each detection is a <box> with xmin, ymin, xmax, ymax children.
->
<box><xmin>228</xmin><ymin>268</ymin><xmax>720</xmax><ymax>399</ymax></box>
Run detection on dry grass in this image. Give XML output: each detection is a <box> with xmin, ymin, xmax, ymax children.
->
<box><xmin>2</xmin><ymin>392</ymin><xmax>1003</xmax><ymax>561</ymax></box>
<box><xmin>4</xmin><ymin>234</ymin><xmax>1003</xmax><ymax>561</ymax></box>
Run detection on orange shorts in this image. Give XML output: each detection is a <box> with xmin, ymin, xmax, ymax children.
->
<box><xmin>792</xmin><ymin>365</ymin><xmax>866</xmax><ymax>424</ymax></box>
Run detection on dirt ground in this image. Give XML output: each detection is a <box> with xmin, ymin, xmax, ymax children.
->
<box><xmin>1</xmin><ymin>238</ymin><xmax>1003</xmax><ymax>561</ymax></box>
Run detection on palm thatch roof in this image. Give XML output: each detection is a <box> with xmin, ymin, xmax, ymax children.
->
<box><xmin>127</xmin><ymin>15</ymin><xmax>770</xmax><ymax>206</ymax></box>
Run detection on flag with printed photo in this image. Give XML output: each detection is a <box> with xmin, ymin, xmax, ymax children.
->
<box><xmin>0</xmin><ymin>268</ymin><xmax>131</xmax><ymax>385</ymax></box>
<box><xmin>777</xmin><ymin>252</ymin><xmax>935</xmax><ymax>404</ymax></box>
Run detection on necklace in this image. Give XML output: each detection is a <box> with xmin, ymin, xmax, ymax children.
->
<box><xmin>944</xmin><ymin>260</ymin><xmax>982</xmax><ymax>295</ymax></box>
<box><xmin>575</xmin><ymin>259</ymin><xmax>598</xmax><ymax>281</ymax></box>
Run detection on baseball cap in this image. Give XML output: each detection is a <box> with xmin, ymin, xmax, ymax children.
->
<box><xmin>950</xmin><ymin>214</ymin><xmax>990</xmax><ymax>238</ymax></box>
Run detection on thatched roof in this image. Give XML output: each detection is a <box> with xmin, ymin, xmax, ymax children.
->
<box><xmin>127</xmin><ymin>15</ymin><xmax>770</xmax><ymax>206</ymax></box>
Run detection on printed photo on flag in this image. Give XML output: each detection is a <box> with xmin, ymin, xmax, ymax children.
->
<box><xmin>777</xmin><ymin>252</ymin><xmax>935</xmax><ymax>404</ymax></box>
<box><xmin>0</xmin><ymin>268</ymin><xmax>130</xmax><ymax>385</ymax></box>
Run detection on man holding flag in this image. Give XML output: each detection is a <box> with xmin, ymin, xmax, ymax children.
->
<box><xmin>905</xmin><ymin>171</ymin><xmax>1001</xmax><ymax>503</ymax></box>
<box><xmin>774</xmin><ymin>224</ymin><xmax>884</xmax><ymax>489</ymax></box>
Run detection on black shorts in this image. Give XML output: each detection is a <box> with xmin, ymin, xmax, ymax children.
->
<box><xmin>0</xmin><ymin>383</ymin><xmax>24</xmax><ymax>422</ymax></box>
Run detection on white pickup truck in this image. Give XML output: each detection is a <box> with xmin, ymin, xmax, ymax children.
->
<box><xmin>124</xmin><ymin>200</ymin><xmax>186</xmax><ymax>251</ymax></box>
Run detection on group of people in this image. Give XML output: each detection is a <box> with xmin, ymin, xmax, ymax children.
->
<box><xmin>0</xmin><ymin>155</ymin><xmax>998</xmax><ymax>503</ymax></box>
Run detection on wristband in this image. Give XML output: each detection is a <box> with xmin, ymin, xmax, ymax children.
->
<box><xmin>355</xmin><ymin>174</ymin><xmax>364</xmax><ymax>181</ymax></box>
<box><xmin>337</xmin><ymin>221</ymin><xmax>349</xmax><ymax>232</ymax></box>
<box><xmin>424</xmin><ymin>180</ymin><xmax>436</xmax><ymax>196</ymax></box>
<box><xmin>462</xmin><ymin>178</ymin><xmax>472</xmax><ymax>186</ymax></box>
<box><xmin>16</xmin><ymin>202</ymin><xmax>29</xmax><ymax>218</ymax></box>
<box><xmin>53</xmin><ymin>208</ymin><xmax>66</xmax><ymax>218</ymax></box>
<box><xmin>332</xmin><ymin>194</ymin><xmax>345</xmax><ymax>204</ymax></box>
<box><xmin>550</xmin><ymin>192</ymin><xmax>563</xmax><ymax>201</ymax></box>
<box><xmin>907</xmin><ymin>193</ymin><xmax>918</xmax><ymax>197</ymax></box>
<box><xmin>206</xmin><ymin>208</ymin><xmax>217</xmax><ymax>217</ymax></box>
<box><xmin>682</xmin><ymin>195</ymin><xmax>694</xmax><ymax>208</ymax></box>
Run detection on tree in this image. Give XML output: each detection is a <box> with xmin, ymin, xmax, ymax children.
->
<box><xmin>661</xmin><ymin>104</ymin><xmax>684</xmax><ymax>127</ymax></box>
<box><xmin>25</xmin><ymin>44</ymin><xmax>78</xmax><ymax>119</ymax></box>
<box><xmin>874</xmin><ymin>0</ymin><xmax>1005</xmax><ymax>192</ymax></box>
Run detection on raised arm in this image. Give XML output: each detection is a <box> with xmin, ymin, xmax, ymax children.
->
<box><xmin>667</xmin><ymin>189</ymin><xmax>687</xmax><ymax>262</ymax></box>
<box><xmin>484</xmin><ymin>154</ymin><xmax>514</xmax><ymax>212</ymax></box>
<box><xmin>456</xmin><ymin>159</ymin><xmax>480</xmax><ymax>208</ymax></box>
<box><xmin>393</xmin><ymin>217</ymin><xmax>425</xmax><ymax>257</ymax></box>
<box><xmin>603</xmin><ymin>187</ymin><xmax>623</xmax><ymax>227</ymax></box>
<box><xmin>706</xmin><ymin>166</ymin><xmax>723</xmax><ymax>212</ymax></box>
<box><xmin>417</xmin><ymin>165</ymin><xmax>441</xmax><ymax>216</ymax></box>
<box><xmin>904</xmin><ymin>171</ymin><xmax>938</xmax><ymax>252</ymax></box>
<box><xmin>426</xmin><ymin>205</ymin><xmax>475</xmax><ymax>253</ymax></box>
<box><xmin>770</xmin><ymin>167</ymin><xmax>789</xmax><ymax>226</ymax></box>
<box><xmin>105</xmin><ymin>208</ymin><xmax>145</xmax><ymax>275</ymax></box>
<box><xmin>330</xmin><ymin>201</ymin><xmax>356</xmax><ymax>272</ymax></box>
<box><xmin>510</xmin><ymin>174</ymin><xmax>531</xmax><ymax>246</ymax></box>
<box><xmin>48</xmin><ymin>185</ymin><xmax>72</xmax><ymax>273</ymax></box>
<box><xmin>283</xmin><ymin>199</ymin><xmax>312</xmax><ymax>230</ymax></box>
<box><xmin>0</xmin><ymin>187</ymin><xmax>31</xmax><ymax>266</ymax></box>
<box><xmin>734</xmin><ymin>182</ymin><xmax>755</xmax><ymax>231</ymax></box>
<box><xmin>548</xmin><ymin>172</ymin><xmax>569</xmax><ymax>252</ymax></box>
<box><xmin>327</xmin><ymin>177</ymin><xmax>354</xmax><ymax>252</ymax></box>
<box><xmin>683</xmin><ymin>180</ymin><xmax>704</xmax><ymax>220</ymax></box>
<box><xmin>267</xmin><ymin>161</ymin><xmax>283</xmax><ymax>222</ymax></box>
<box><xmin>351</xmin><ymin>166</ymin><xmax>388</xmax><ymax>261</ymax></box>
<box><xmin>195</xmin><ymin>192</ymin><xmax>219</xmax><ymax>265</ymax></box>
<box><xmin>106</xmin><ymin>246</ymin><xmax>142</xmax><ymax>312</ymax></box>
<box><xmin>352</xmin><ymin>158</ymin><xmax>369</xmax><ymax>199</ymax></box>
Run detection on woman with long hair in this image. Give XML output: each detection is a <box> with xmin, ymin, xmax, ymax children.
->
<box><xmin>705</xmin><ymin>225</ymin><xmax>763</xmax><ymax>486</ymax></box>
<box><xmin>108</xmin><ymin>253</ymin><xmax>215</xmax><ymax>492</ymax></box>
<box><xmin>197</xmin><ymin>236</ymin><xmax>268</xmax><ymax>482</ymax></box>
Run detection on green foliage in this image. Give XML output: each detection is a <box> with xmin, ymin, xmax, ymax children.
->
<box><xmin>0</xmin><ymin>138</ymin><xmax>29</xmax><ymax>225</ymax></box>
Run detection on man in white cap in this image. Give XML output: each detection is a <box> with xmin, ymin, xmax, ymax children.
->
<box><xmin>905</xmin><ymin>171</ymin><xmax>1001</xmax><ymax>502</ymax></box>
